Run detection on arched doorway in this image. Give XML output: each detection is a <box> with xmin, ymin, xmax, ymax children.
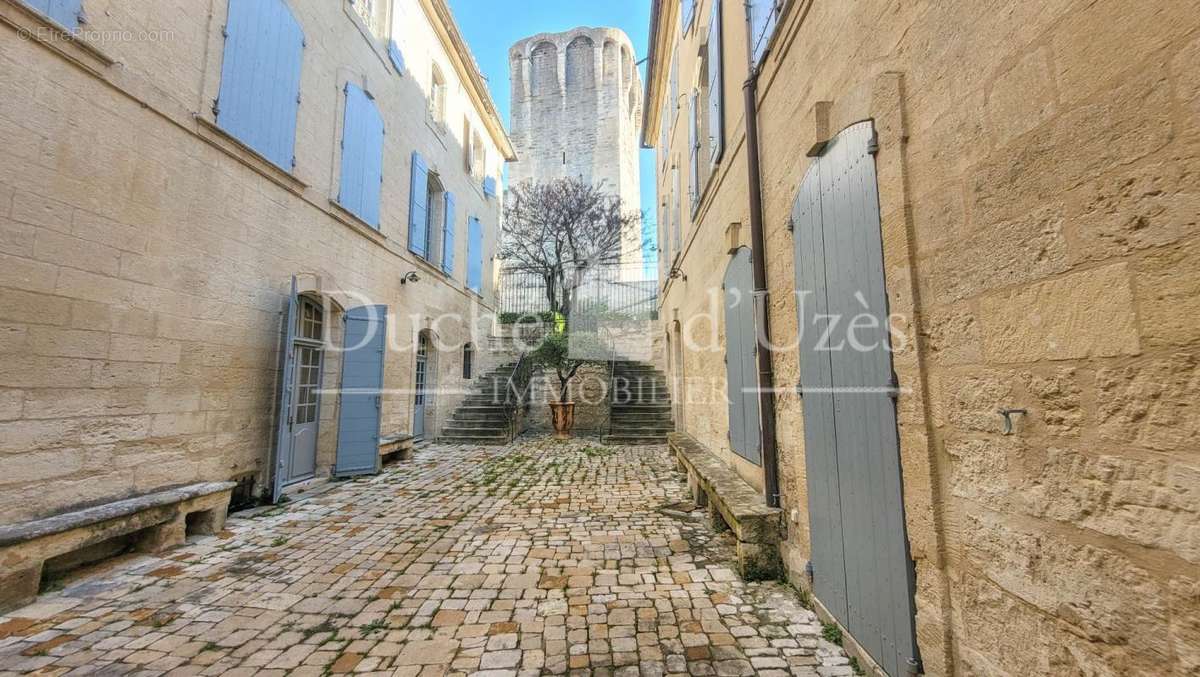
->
<box><xmin>413</xmin><ymin>330</ymin><xmax>438</xmax><ymax>439</ymax></box>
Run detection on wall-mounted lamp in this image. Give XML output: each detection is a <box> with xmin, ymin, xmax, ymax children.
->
<box><xmin>400</xmin><ymin>271</ymin><xmax>421</xmax><ymax>285</ymax></box>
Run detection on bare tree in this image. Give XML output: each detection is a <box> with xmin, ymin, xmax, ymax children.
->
<box><xmin>499</xmin><ymin>178</ymin><xmax>643</xmax><ymax>321</ymax></box>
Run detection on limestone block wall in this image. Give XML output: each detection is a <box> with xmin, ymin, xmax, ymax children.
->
<box><xmin>649</xmin><ymin>0</ymin><xmax>1200</xmax><ymax>673</ymax></box>
<box><xmin>0</xmin><ymin>0</ymin><xmax>509</xmax><ymax>522</ymax></box>
<box><xmin>508</xmin><ymin>27</ymin><xmax>645</xmax><ymax>269</ymax></box>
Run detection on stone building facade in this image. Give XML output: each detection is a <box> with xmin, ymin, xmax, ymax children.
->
<box><xmin>643</xmin><ymin>0</ymin><xmax>1199</xmax><ymax>675</ymax></box>
<box><xmin>0</xmin><ymin>0</ymin><xmax>514</xmax><ymax>522</ymax></box>
<box><xmin>508</xmin><ymin>27</ymin><xmax>645</xmax><ymax>271</ymax></box>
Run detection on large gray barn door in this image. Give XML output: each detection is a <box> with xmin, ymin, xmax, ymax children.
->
<box><xmin>793</xmin><ymin>121</ymin><xmax>919</xmax><ymax>676</ymax></box>
<box><xmin>335</xmin><ymin>305</ymin><xmax>388</xmax><ymax>477</ymax></box>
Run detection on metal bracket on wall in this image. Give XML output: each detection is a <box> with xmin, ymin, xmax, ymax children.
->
<box><xmin>998</xmin><ymin>408</ymin><xmax>1027</xmax><ymax>435</ymax></box>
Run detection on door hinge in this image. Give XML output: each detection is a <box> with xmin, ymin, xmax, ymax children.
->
<box><xmin>795</xmin><ymin>381</ymin><xmax>803</xmax><ymax>399</ymax></box>
<box><xmin>211</xmin><ymin>98</ymin><xmax>220</xmax><ymax>117</ymax></box>
<box><xmin>886</xmin><ymin>372</ymin><xmax>900</xmax><ymax>400</ymax></box>
<box><xmin>867</xmin><ymin>129</ymin><xmax>880</xmax><ymax>155</ymax></box>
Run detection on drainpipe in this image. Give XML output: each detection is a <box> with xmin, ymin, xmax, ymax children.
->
<box><xmin>742</xmin><ymin>12</ymin><xmax>780</xmax><ymax>509</ymax></box>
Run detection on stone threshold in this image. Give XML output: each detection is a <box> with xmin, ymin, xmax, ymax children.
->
<box><xmin>667</xmin><ymin>432</ymin><xmax>784</xmax><ymax>580</ymax></box>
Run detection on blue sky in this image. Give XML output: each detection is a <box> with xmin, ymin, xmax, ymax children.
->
<box><xmin>448</xmin><ymin>0</ymin><xmax>658</xmax><ymax>266</ymax></box>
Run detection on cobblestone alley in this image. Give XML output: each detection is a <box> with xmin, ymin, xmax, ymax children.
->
<box><xmin>0</xmin><ymin>438</ymin><xmax>849</xmax><ymax>676</ymax></box>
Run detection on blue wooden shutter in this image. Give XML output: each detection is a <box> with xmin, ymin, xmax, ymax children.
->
<box><xmin>707</xmin><ymin>0</ymin><xmax>725</xmax><ymax>165</ymax></box>
<box><xmin>387</xmin><ymin>40</ymin><xmax>406</xmax><ymax>74</ymax></box>
<box><xmin>334</xmin><ymin>305</ymin><xmax>388</xmax><ymax>477</ymax></box>
<box><xmin>688</xmin><ymin>92</ymin><xmax>699</xmax><ymax>210</ymax></box>
<box><xmin>482</xmin><ymin>176</ymin><xmax>497</xmax><ymax>198</ymax></box>
<box><xmin>23</xmin><ymin>0</ymin><xmax>82</xmax><ymax>29</ymax></box>
<box><xmin>749</xmin><ymin>0</ymin><xmax>778</xmax><ymax>67</ymax></box>
<box><xmin>441</xmin><ymin>192</ymin><xmax>456</xmax><ymax>274</ymax></box>
<box><xmin>217</xmin><ymin>0</ymin><xmax>305</xmax><ymax>170</ymax></box>
<box><xmin>338</xmin><ymin>84</ymin><xmax>385</xmax><ymax>228</ymax></box>
<box><xmin>466</xmin><ymin>217</ymin><xmax>483</xmax><ymax>293</ymax></box>
<box><xmin>408</xmin><ymin>152</ymin><xmax>429</xmax><ymax>257</ymax></box>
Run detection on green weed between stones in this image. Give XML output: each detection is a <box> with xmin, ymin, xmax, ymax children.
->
<box><xmin>821</xmin><ymin>621</ymin><xmax>843</xmax><ymax>645</ymax></box>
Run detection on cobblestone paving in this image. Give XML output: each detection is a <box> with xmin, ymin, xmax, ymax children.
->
<box><xmin>0</xmin><ymin>437</ymin><xmax>850</xmax><ymax>676</ymax></box>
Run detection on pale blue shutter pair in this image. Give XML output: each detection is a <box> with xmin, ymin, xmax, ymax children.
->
<box><xmin>338</xmin><ymin>84</ymin><xmax>385</xmax><ymax>228</ymax></box>
<box><xmin>22</xmin><ymin>0</ymin><xmax>82</xmax><ymax>29</ymax></box>
<box><xmin>406</xmin><ymin>152</ymin><xmax>456</xmax><ymax>272</ymax></box>
<box><xmin>216</xmin><ymin>0</ymin><xmax>305</xmax><ymax>171</ymax></box>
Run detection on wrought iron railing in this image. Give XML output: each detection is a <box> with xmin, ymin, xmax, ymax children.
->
<box><xmin>498</xmin><ymin>262</ymin><xmax>659</xmax><ymax>321</ymax></box>
<box><xmin>503</xmin><ymin>351</ymin><xmax>535</xmax><ymax>440</ymax></box>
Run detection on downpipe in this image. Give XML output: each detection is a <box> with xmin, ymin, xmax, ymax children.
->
<box><xmin>742</xmin><ymin>61</ymin><xmax>781</xmax><ymax>509</ymax></box>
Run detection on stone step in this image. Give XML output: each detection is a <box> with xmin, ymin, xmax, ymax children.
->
<box><xmin>440</xmin><ymin>427</ymin><xmax>509</xmax><ymax>440</ymax></box>
<box><xmin>603</xmin><ymin>435</ymin><xmax>669</xmax><ymax>445</ymax></box>
<box><xmin>446</xmin><ymin>419</ymin><xmax>507</xmax><ymax>430</ymax></box>
<box><xmin>613</xmin><ymin>403</ymin><xmax>672</xmax><ymax>412</ymax></box>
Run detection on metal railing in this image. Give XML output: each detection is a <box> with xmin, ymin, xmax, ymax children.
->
<box><xmin>503</xmin><ymin>351</ymin><xmax>536</xmax><ymax>440</ymax></box>
<box><xmin>498</xmin><ymin>262</ymin><xmax>659</xmax><ymax>322</ymax></box>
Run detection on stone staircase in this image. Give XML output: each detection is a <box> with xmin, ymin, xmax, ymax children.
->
<box><xmin>605</xmin><ymin>360</ymin><xmax>674</xmax><ymax>445</ymax></box>
<box><xmin>439</xmin><ymin>362</ymin><xmax>519</xmax><ymax>445</ymax></box>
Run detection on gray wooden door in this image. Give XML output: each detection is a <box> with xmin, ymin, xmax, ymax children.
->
<box><xmin>723</xmin><ymin>248</ymin><xmax>761</xmax><ymax>464</ymax></box>
<box><xmin>412</xmin><ymin>333</ymin><xmax>429</xmax><ymax>439</ymax></box>
<box><xmin>792</xmin><ymin>120</ymin><xmax>919</xmax><ymax>676</ymax></box>
<box><xmin>334</xmin><ymin>305</ymin><xmax>388</xmax><ymax>477</ymax></box>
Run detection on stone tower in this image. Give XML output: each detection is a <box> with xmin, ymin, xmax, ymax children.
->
<box><xmin>509</xmin><ymin>27</ymin><xmax>644</xmax><ymax>271</ymax></box>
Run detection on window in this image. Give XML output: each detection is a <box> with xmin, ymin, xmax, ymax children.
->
<box><xmin>22</xmin><ymin>0</ymin><xmax>83</xmax><ymax>30</ymax></box>
<box><xmin>216</xmin><ymin>0</ymin><xmax>305</xmax><ymax>170</ymax></box>
<box><xmin>681</xmin><ymin>0</ymin><xmax>696</xmax><ymax>32</ymax></box>
<box><xmin>466</xmin><ymin>217</ymin><xmax>483</xmax><ymax>293</ymax></box>
<box><xmin>429</xmin><ymin>64</ymin><xmax>447</xmax><ymax>127</ymax></box>
<box><xmin>407</xmin><ymin>158</ymin><xmax>455</xmax><ymax>272</ymax></box>
<box><xmin>350</xmin><ymin>0</ymin><xmax>384</xmax><ymax>37</ymax></box>
<box><xmin>463</xmin><ymin>122</ymin><xmax>485</xmax><ymax>181</ymax></box>
<box><xmin>338</xmin><ymin>84</ymin><xmax>385</xmax><ymax>227</ymax></box>
<box><xmin>749</xmin><ymin>0</ymin><xmax>781</xmax><ymax>67</ymax></box>
<box><xmin>471</xmin><ymin>131</ymin><xmax>485</xmax><ymax>181</ymax></box>
<box><xmin>462</xmin><ymin>344</ymin><xmax>474</xmax><ymax>380</ymax></box>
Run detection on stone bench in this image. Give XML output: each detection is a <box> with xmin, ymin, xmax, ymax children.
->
<box><xmin>379</xmin><ymin>433</ymin><xmax>415</xmax><ymax>462</ymax></box>
<box><xmin>0</xmin><ymin>481</ymin><xmax>235</xmax><ymax>613</ymax></box>
<box><xmin>668</xmin><ymin>432</ymin><xmax>784</xmax><ymax>580</ymax></box>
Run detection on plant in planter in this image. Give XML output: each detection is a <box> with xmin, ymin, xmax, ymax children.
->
<box><xmin>531</xmin><ymin>331</ymin><xmax>604</xmax><ymax>438</ymax></box>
